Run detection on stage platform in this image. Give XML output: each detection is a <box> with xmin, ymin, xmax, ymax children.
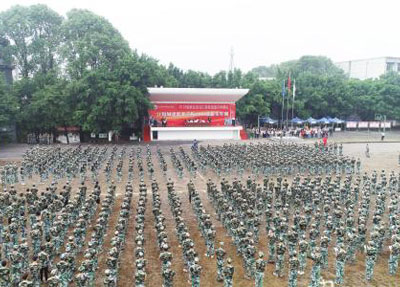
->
<box><xmin>150</xmin><ymin>126</ymin><xmax>243</xmax><ymax>141</ymax></box>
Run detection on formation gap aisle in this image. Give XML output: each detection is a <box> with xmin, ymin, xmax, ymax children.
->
<box><xmin>117</xmin><ymin>148</ymin><xmax>139</xmax><ymax>286</ymax></box>
<box><xmin>91</xmin><ymin>147</ymin><xmax>124</xmax><ymax>285</ymax></box>
<box><xmin>141</xmin><ymin>149</ymin><xmax>163</xmax><ymax>286</ymax></box>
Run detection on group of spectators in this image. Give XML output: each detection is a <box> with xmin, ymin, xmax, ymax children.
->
<box><xmin>249</xmin><ymin>126</ymin><xmax>333</xmax><ymax>139</ymax></box>
<box><xmin>185</xmin><ymin>117</ymin><xmax>212</xmax><ymax>126</ymax></box>
<box><xmin>149</xmin><ymin>117</ymin><xmax>168</xmax><ymax>127</ymax></box>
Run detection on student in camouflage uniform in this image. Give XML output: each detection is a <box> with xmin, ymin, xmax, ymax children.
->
<box><xmin>309</xmin><ymin>247</ymin><xmax>322</xmax><ymax>287</ymax></box>
<box><xmin>216</xmin><ymin>242</ymin><xmax>226</xmax><ymax>282</ymax></box>
<box><xmin>255</xmin><ymin>252</ymin><xmax>266</xmax><ymax>287</ymax></box>
<box><xmin>75</xmin><ymin>272</ymin><xmax>89</xmax><ymax>287</ymax></box>
<box><xmin>47</xmin><ymin>269</ymin><xmax>60</xmax><ymax>287</ymax></box>
<box><xmin>38</xmin><ymin>246</ymin><xmax>50</xmax><ymax>283</ymax></box>
<box><xmin>389</xmin><ymin>240</ymin><xmax>400</xmax><ymax>275</ymax></box>
<box><xmin>244</xmin><ymin>242</ymin><xmax>256</xmax><ymax>279</ymax></box>
<box><xmin>0</xmin><ymin>261</ymin><xmax>10</xmax><ymax>287</ymax></box>
<box><xmin>10</xmin><ymin>245</ymin><xmax>22</xmax><ymax>286</ymax></box>
<box><xmin>103</xmin><ymin>269</ymin><xmax>116</xmax><ymax>287</ymax></box>
<box><xmin>18</xmin><ymin>273</ymin><xmax>33</xmax><ymax>287</ymax></box>
<box><xmin>189</xmin><ymin>257</ymin><xmax>201</xmax><ymax>287</ymax></box>
<box><xmin>335</xmin><ymin>244</ymin><xmax>346</xmax><ymax>285</ymax></box>
<box><xmin>320</xmin><ymin>235</ymin><xmax>329</xmax><ymax>269</ymax></box>
<box><xmin>223</xmin><ymin>258</ymin><xmax>234</xmax><ymax>287</ymax></box>
<box><xmin>298</xmin><ymin>235</ymin><xmax>308</xmax><ymax>275</ymax></box>
<box><xmin>365</xmin><ymin>241</ymin><xmax>377</xmax><ymax>281</ymax></box>
<box><xmin>29</xmin><ymin>256</ymin><xmax>40</xmax><ymax>287</ymax></box>
<box><xmin>288</xmin><ymin>252</ymin><xmax>299</xmax><ymax>287</ymax></box>
<box><xmin>161</xmin><ymin>262</ymin><xmax>175</xmax><ymax>287</ymax></box>
<box><xmin>273</xmin><ymin>239</ymin><xmax>286</xmax><ymax>278</ymax></box>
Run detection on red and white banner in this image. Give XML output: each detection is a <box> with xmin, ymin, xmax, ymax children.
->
<box><xmin>369</xmin><ymin>121</ymin><xmax>380</xmax><ymax>128</ymax></box>
<box><xmin>358</xmin><ymin>122</ymin><xmax>369</xmax><ymax>128</ymax></box>
<box><xmin>149</xmin><ymin>103</ymin><xmax>236</xmax><ymax>127</ymax></box>
<box><xmin>346</xmin><ymin>121</ymin><xmax>357</xmax><ymax>128</ymax></box>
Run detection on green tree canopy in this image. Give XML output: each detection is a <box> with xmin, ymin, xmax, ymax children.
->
<box><xmin>2</xmin><ymin>4</ymin><xmax>400</xmax><ymax>141</ymax></box>
<box><xmin>0</xmin><ymin>4</ymin><xmax>63</xmax><ymax>77</ymax></box>
<box><xmin>0</xmin><ymin>77</ymin><xmax>18</xmax><ymax>127</ymax></box>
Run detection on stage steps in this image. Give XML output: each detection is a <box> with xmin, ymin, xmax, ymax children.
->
<box><xmin>143</xmin><ymin>125</ymin><xmax>151</xmax><ymax>142</ymax></box>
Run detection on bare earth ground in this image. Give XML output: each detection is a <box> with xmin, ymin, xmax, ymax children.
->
<box><xmin>1</xmin><ymin>132</ymin><xmax>400</xmax><ymax>287</ymax></box>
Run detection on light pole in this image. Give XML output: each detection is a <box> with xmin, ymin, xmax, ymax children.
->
<box><xmin>383</xmin><ymin>115</ymin><xmax>387</xmax><ymax>134</ymax></box>
<box><xmin>281</xmin><ymin>96</ymin><xmax>284</xmax><ymax>130</ymax></box>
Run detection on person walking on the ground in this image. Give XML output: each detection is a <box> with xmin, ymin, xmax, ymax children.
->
<box><xmin>381</xmin><ymin>132</ymin><xmax>385</xmax><ymax>141</ymax></box>
<box><xmin>365</xmin><ymin>144</ymin><xmax>370</xmax><ymax>158</ymax></box>
<box><xmin>322</xmin><ymin>136</ymin><xmax>327</xmax><ymax>148</ymax></box>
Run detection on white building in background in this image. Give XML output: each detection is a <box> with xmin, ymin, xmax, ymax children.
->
<box><xmin>335</xmin><ymin>57</ymin><xmax>400</xmax><ymax>80</ymax></box>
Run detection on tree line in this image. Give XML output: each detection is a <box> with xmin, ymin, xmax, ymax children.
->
<box><xmin>168</xmin><ymin>56</ymin><xmax>400</xmax><ymax>125</ymax></box>
<box><xmin>0</xmin><ymin>5</ymin><xmax>399</xmax><ymax>142</ymax></box>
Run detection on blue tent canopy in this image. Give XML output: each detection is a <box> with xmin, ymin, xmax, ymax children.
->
<box><xmin>259</xmin><ymin>116</ymin><xmax>278</xmax><ymax>124</ymax></box>
<box><xmin>306</xmin><ymin>117</ymin><xmax>318</xmax><ymax>124</ymax></box>
<box><xmin>331</xmin><ymin>117</ymin><xmax>344</xmax><ymax>124</ymax></box>
<box><xmin>317</xmin><ymin>117</ymin><xmax>331</xmax><ymax>124</ymax></box>
<box><xmin>291</xmin><ymin>117</ymin><xmax>304</xmax><ymax>124</ymax></box>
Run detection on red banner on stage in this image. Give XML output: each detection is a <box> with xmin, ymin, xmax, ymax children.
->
<box><xmin>149</xmin><ymin>103</ymin><xmax>236</xmax><ymax>127</ymax></box>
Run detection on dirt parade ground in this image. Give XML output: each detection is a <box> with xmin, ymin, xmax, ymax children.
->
<box><xmin>1</xmin><ymin>137</ymin><xmax>400</xmax><ymax>287</ymax></box>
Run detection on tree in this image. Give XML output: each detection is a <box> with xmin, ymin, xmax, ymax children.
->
<box><xmin>12</xmin><ymin>73</ymin><xmax>70</xmax><ymax>140</ymax></box>
<box><xmin>236</xmin><ymin>72</ymin><xmax>279</xmax><ymax>123</ymax></box>
<box><xmin>212</xmin><ymin>71</ymin><xmax>228</xmax><ymax>88</ymax></box>
<box><xmin>61</xmin><ymin>10</ymin><xmax>163</xmax><ymax>137</ymax></box>
<box><xmin>61</xmin><ymin>9</ymin><xmax>130</xmax><ymax>79</ymax></box>
<box><xmin>250</xmin><ymin>65</ymin><xmax>277</xmax><ymax>78</ymax></box>
<box><xmin>375</xmin><ymin>72</ymin><xmax>400</xmax><ymax>120</ymax></box>
<box><xmin>0</xmin><ymin>77</ymin><xmax>18</xmax><ymax>127</ymax></box>
<box><xmin>66</xmin><ymin>57</ymin><xmax>152</xmax><ymax>134</ymax></box>
<box><xmin>236</xmin><ymin>93</ymin><xmax>270</xmax><ymax>124</ymax></box>
<box><xmin>0</xmin><ymin>4</ymin><xmax>63</xmax><ymax>78</ymax></box>
<box><xmin>3</xmin><ymin>4</ymin><xmax>400</xmax><ymax>141</ymax></box>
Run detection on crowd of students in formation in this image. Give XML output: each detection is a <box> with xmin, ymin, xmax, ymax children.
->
<box><xmin>0</xmin><ymin>141</ymin><xmax>398</xmax><ymax>286</ymax></box>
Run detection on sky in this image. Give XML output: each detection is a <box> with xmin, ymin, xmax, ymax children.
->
<box><xmin>1</xmin><ymin>0</ymin><xmax>399</xmax><ymax>74</ymax></box>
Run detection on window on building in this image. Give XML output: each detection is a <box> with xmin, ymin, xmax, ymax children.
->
<box><xmin>387</xmin><ymin>62</ymin><xmax>395</xmax><ymax>72</ymax></box>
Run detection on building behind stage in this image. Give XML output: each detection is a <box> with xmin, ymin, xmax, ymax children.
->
<box><xmin>335</xmin><ymin>57</ymin><xmax>400</xmax><ymax>80</ymax></box>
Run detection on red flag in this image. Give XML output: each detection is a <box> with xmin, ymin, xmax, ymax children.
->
<box><xmin>287</xmin><ymin>74</ymin><xmax>291</xmax><ymax>92</ymax></box>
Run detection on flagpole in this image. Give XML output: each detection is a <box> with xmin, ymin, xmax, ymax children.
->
<box><xmin>281</xmin><ymin>94</ymin><xmax>284</xmax><ymax>130</ymax></box>
<box><xmin>291</xmin><ymin>79</ymin><xmax>295</xmax><ymax>121</ymax></box>
<box><xmin>286</xmin><ymin>73</ymin><xmax>291</xmax><ymax>130</ymax></box>
<box><xmin>286</xmin><ymin>91</ymin><xmax>289</xmax><ymax>129</ymax></box>
<box><xmin>281</xmin><ymin>80</ymin><xmax>285</xmax><ymax>130</ymax></box>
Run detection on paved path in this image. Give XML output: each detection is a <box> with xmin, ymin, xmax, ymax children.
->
<box><xmin>0</xmin><ymin>144</ymin><xmax>29</xmax><ymax>160</ymax></box>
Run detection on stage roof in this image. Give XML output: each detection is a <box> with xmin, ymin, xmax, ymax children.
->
<box><xmin>147</xmin><ymin>88</ymin><xmax>249</xmax><ymax>103</ymax></box>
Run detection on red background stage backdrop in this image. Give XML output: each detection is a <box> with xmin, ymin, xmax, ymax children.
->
<box><xmin>149</xmin><ymin>103</ymin><xmax>236</xmax><ymax>127</ymax></box>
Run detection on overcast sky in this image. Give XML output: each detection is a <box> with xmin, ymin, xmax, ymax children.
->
<box><xmin>1</xmin><ymin>0</ymin><xmax>399</xmax><ymax>74</ymax></box>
